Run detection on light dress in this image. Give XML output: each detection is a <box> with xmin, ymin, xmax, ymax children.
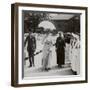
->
<box><xmin>42</xmin><ymin>35</ymin><xmax>53</xmax><ymax>70</ymax></box>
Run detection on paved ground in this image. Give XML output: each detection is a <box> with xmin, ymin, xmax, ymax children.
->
<box><xmin>24</xmin><ymin>62</ymin><xmax>74</xmax><ymax>77</ymax></box>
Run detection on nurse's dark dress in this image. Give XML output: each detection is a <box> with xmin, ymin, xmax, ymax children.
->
<box><xmin>55</xmin><ymin>37</ymin><xmax>65</xmax><ymax>66</ymax></box>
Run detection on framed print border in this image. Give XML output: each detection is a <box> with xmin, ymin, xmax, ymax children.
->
<box><xmin>11</xmin><ymin>3</ymin><xmax>88</xmax><ymax>87</ymax></box>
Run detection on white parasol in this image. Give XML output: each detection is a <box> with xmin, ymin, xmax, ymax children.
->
<box><xmin>38</xmin><ymin>20</ymin><xmax>56</xmax><ymax>31</ymax></box>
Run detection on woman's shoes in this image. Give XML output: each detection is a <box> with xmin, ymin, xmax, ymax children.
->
<box><xmin>45</xmin><ymin>68</ymin><xmax>51</xmax><ymax>71</ymax></box>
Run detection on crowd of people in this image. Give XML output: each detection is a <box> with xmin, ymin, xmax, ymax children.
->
<box><xmin>69</xmin><ymin>33</ymin><xmax>80</xmax><ymax>75</ymax></box>
<box><xmin>64</xmin><ymin>32</ymin><xmax>80</xmax><ymax>75</ymax></box>
<box><xmin>24</xmin><ymin>30</ymin><xmax>80</xmax><ymax>75</ymax></box>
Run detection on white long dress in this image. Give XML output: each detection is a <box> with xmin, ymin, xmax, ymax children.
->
<box><xmin>70</xmin><ymin>38</ymin><xmax>77</xmax><ymax>72</ymax></box>
<box><xmin>76</xmin><ymin>40</ymin><xmax>80</xmax><ymax>74</ymax></box>
<box><xmin>70</xmin><ymin>38</ymin><xmax>80</xmax><ymax>74</ymax></box>
<box><xmin>42</xmin><ymin>35</ymin><xmax>53</xmax><ymax>70</ymax></box>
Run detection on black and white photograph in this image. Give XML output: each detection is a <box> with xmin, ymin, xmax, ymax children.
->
<box><xmin>23</xmin><ymin>11</ymin><xmax>81</xmax><ymax>77</ymax></box>
<box><xmin>11</xmin><ymin>3</ymin><xmax>87</xmax><ymax>86</ymax></box>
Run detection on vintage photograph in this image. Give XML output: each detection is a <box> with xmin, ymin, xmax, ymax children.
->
<box><xmin>23</xmin><ymin>11</ymin><xmax>81</xmax><ymax>78</ymax></box>
<box><xmin>11</xmin><ymin>3</ymin><xmax>87</xmax><ymax>86</ymax></box>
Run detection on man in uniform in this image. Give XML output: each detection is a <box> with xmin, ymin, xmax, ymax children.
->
<box><xmin>24</xmin><ymin>32</ymin><xmax>36</xmax><ymax>67</ymax></box>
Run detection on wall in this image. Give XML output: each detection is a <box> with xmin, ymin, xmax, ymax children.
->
<box><xmin>0</xmin><ymin>0</ymin><xmax>89</xmax><ymax>90</ymax></box>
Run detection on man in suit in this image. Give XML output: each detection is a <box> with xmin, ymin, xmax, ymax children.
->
<box><xmin>24</xmin><ymin>32</ymin><xmax>36</xmax><ymax>67</ymax></box>
<box><xmin>55</xmin><ymin>32</ymin><xmax>65</xmax><ymax>68</ymax></box>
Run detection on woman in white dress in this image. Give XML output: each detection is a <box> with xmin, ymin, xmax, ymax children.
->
<box><xmin>71</xmin><ymin>38</ymin><xmax>77</xmax><ymax>73</ymax></box>
<box><xmin>74</xmin><ymin>36</ymin><xmax>80</xmax><ymax>75</ymax></box>
<box><xmin>70</xmin><ymin>33</ymin><xmax>80</xmax><ymax>75</ymax></box>
<box><xmin>42</xmin><ymin>31</ymin><xmax>53</xmax><ymax>71</ymax></box>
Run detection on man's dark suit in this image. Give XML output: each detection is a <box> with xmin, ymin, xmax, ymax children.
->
<box><xmin>25</xmin><ymin>35</ymin><xmax>36</xmax><ymax>67</ymax></box>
